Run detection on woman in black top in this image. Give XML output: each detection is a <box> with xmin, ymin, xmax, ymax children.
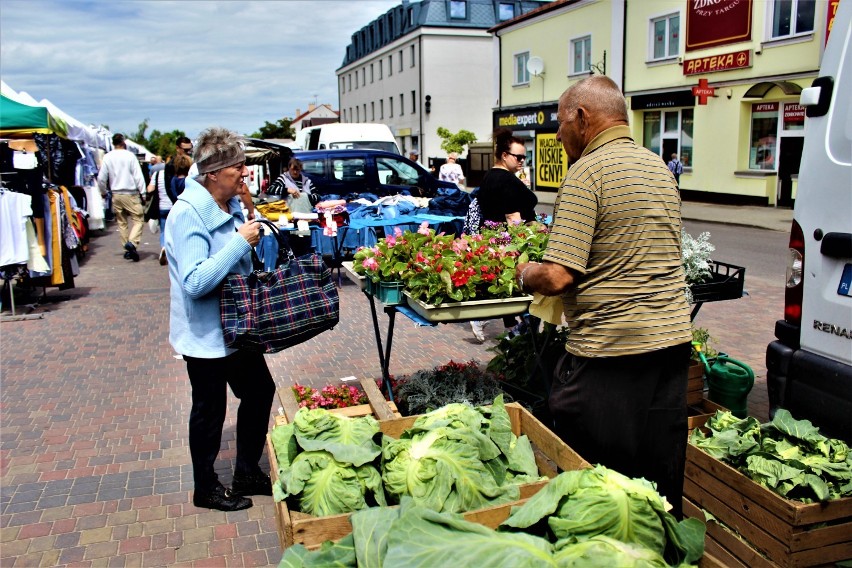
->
<box><xmin>477</xmin><ymin>128</ymin><xmax>537</xmax><ymax>225</ymax></box>
<box><xmin>469</xmin><ymin>128</ymin><xmax>538</xmax><ymax>342</ymax></box>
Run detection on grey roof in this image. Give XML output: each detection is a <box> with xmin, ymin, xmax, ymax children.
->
<box><xmin>341</xmin><ymin>0</ymin><xmax>551</xmax><ymax>68</ymax></box>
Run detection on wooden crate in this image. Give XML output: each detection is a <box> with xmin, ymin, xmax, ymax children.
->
<box><xmin>687</xmin><ymin>399</ymin><xmax>727</xmax><ymax>434</ymax></box>
<box><xmin>276</xmin><ymin>376</ymin><xmax>400</xmax><ymax>422</ymax></box>
<box><xmin>684</xmin><ymin>443</ymin><xmax>852</xmax><ymax>567</ymax></box>
<box><xmin>267</xmin><ymin>378</ymin><xmax>590</xmax><ymax>550</ymax></box>
<box><xmin>688</xmin><ymin>360</ymin><xmax>705</xmax><ymax>407</ymax></box>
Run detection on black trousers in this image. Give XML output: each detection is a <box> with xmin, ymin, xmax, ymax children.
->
<box><xmin>185</xmin><ymin>350</ymin><xmax>275</xmax><ymax>493</ymax></box>
<box><xmin>549</xmin><ymin>342</ymin><xmax>690</xmax><ymax>517</ymax></box>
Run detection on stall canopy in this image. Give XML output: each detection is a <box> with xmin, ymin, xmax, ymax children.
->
<box><xmin>0</xmin><ymin>93</ymin><xmax>68</xmax><ymax>138</ymax></box>
<box><xmin>39</xmin><ymin>98</ymin><xmax>100</xmax><ymax>148</ymax></box>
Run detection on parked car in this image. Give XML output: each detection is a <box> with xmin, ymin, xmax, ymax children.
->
<box><xmin>293</xmin><ymin>149</ymin><xmax>459</xmax><ymax>198</ymax></box>
<box><xmin>765</xmin><ymin>1</ymin><xmax>851</xmax><ymax>441</ymax></box>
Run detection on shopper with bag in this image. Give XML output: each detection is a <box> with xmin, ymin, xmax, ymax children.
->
<box><xmin>164</xmin><ymin>127</ymin><xmax>274</xmax><ymax>512</ymax></box>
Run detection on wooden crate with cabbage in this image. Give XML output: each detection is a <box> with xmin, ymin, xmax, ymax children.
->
<box><xmin>267</xmin><ymin>395</ymin><xmax>707</xmax><ymax>567</ymax></box>
<box><xmin>685</xmin><ymin>410</ymin><xmax>852</xmax><ymax>566</ymax></box>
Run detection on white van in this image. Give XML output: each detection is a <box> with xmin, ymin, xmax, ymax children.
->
<box><xmin>297</xmin><ymin>123</ymin><xmax>400</xmax><ymax>154</ymax></box>
<box><xmin>765</xmin><ymin>1</ymin><xmax>852</xmax><ymax>441</ymax></box>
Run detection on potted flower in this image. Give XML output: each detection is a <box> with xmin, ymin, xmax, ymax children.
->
<box><xmin>291</xmin><ymin>383</ymin><xmax>369</xmax><ymax>410</ymax></box>
<box><xmin>352</xmin><ymin>220</ymin><xmax>550</xmax><ymax>309</ymax></box>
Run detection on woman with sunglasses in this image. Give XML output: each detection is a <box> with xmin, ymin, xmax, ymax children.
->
<box><xmin>468</xmin><ymin>127</ymin><xmax>538</xmax><ymax>342</ymax></box>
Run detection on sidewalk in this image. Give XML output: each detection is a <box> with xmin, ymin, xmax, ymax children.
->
<box><xmin>0</xmin><ymin>211</ymin><xmax>779</xmax><ymax>566</ymax></box>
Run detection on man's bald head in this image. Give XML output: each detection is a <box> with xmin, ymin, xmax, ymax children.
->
<box><xmin>557</xmin><ymin>76</ymin><xmax>628</xmax><ymax>162</ymax></box>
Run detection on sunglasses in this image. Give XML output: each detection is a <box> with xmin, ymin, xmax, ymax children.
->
<box><xmin>507</xmin><ymin>152</ymin><xmax>526</xmax><ymax>162</ymax></box>
<box><xmin>180</xmin><ymin>146</ymin><xmax>193</xmax><ymax>153</ymax></box>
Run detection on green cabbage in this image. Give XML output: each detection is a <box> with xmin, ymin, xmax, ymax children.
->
<box><xmin>553</xmin><ymin>535</ymin><xmax>671</xmax><ymax>567</ymax></box>
<box><xmin>500</xmin><ymin>466</ymin><xmax>705</xmax><ymax>565</ymax></box>
<box><xmin>293</xmin><ymin>407</ymin><xmax>382</xmax><ymax>466</ymax></box>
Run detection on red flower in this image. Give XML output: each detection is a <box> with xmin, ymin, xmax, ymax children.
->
<box><xmin>451</xmin><ymin>271</ymin><xmax>470</xmax><ymax>286</ymax></box>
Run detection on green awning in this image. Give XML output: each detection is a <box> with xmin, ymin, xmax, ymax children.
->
<box><xmin>0</xmin><ymin>94</ymin><xmax>68</xmax><ymax>138</ymax></box>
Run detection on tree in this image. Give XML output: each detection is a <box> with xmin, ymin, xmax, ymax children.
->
<box><xmin>128</xmin><ymin>120</ymin><xmax>185</xmax><ymax>158</ymax></box>
<box><xmin>436</xmin><ymin>127</ymin><xmax>477</xmax><ymax>155</ymax></box>
<box><xmin>251</xmin><ymin>117</ymin><xmax>294</xmax><ymax>140</ymax></box>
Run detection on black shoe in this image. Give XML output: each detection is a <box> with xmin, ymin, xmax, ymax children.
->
<box><xmin>193</xmin><ymin>485</ymin><xmax>252</xmax><ymax>511</ymax></box>
<box><xmin>123</xmin><ymin>242</ymin><xmax>140</xmax><ymax>262</ymax></box>
<box><xmin>232</xmin><ymin>471</ymin><xmax>272</xmax><ymax>497</ymax></box>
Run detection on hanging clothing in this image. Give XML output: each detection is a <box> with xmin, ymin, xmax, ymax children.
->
<box><xmin>0</xmin><ymin>190</ymin><xmax>33</xmax><ymax>266</ymax></box>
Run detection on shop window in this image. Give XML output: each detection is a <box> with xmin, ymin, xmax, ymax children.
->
<box><xmin>783</xmin><ymin>102</ymin><xmax>805</xmax><ymax>131</ymax></box>
<box><xmin>570</xmin><ymin>36</ymin><xmax>592</xmax><ymax>75</ymax></box>
<box><xmin>642</xmin><ymin>108</ymin><xmax>693</xmax><ymax>166</ymax></box>
<box><xmin>650</xmin><ymin>13</ymin><xmax>679</xmax><ymax>61</ymax></box>
<box><xmin>770</xmin><ymin>0</ymin><xmax>815</xmax><ymax>39</ymax></box>
<box><xmin>499</xmin><ymin>2</ymin><xmax>515</xmax><ymax>21</ymax></box>
<box><xmin>450</xmin><ymin>0</ymin><xmax>467</xmax><ymax>19</ymax></box>
<box><xmin>514</xmin><ymin>51</ymin><xmax>530</xmax><ymax>85</ymax></box>
<box><xmin>750</xmin><ymin>103</ymin><xmax>779</xmax><ymax>170</ymax></box>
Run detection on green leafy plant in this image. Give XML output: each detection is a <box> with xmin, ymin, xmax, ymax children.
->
<box><xmin>682</xmin><ymin>229</ymin><xmax>715</xmax><ymax>286</ymax></box>
<box><xmin>396</xmin><ymin>360</ymin><xmax>503</xmax><ymax>416</ymax></box>
<box><xmin>487</xmin><ymin>322</ymin><xmax>570</xmax><ymax>394</ymax></box>
<box><xmin>436</xmin><ymin>126</ymin><xmax>477</xmax><ymax>155</ymax></box>
<box><xmin>690</xmin><ymin>409</ymin><xmax>852</xmax><ymax>502</ymax></box>
<box><xmin>690</xmin><ymin>326</ymin><xmax>719</xmax><ymax>361</ymax></box>
<box><xmin>353</xmin><ymin>220</ymin><xmax>549</xmax><ymax>304</ymax></box>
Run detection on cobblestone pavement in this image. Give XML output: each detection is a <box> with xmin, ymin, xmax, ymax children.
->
<box><xmin>1</xmin><ymin>219</ymin><xmax>779</xmax><ymax>566</ymax></box>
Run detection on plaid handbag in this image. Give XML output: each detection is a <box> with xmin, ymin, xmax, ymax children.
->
<box><xmin>220</xmin><ymin>220</ymin><xmax>339</xmax><ymax>353</ymax></box>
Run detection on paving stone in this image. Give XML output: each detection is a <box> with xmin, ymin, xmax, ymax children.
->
<box><xmin>175</xmin><ymin>542</ymin><xmax>209</xmax><ymax>563</ymax></box>
<box><xmin>25</xmin><ymin>534</ymin><xmax>56</xmax><ymax>553</ymax></box>
<box><xmin>53</xmin><ymin>531</ymin><xmax>82</xmax><ymax>549</ymax></box>
<box><xmin>183</xmin><ymin>526</ymin><xmax>213</xmax><ymax>545</ymax></box>
<box><xmin>82</xmin><ymin>540</ymin><xmax>119</xmax><ymax>560</ymax></box>
<box><xmin>78</xmin><ymin>526</ymin><xmax>112</xmax><ymax>545</ymax></box>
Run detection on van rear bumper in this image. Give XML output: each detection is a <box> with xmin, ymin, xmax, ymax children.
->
<box><xmin>767</xmin><ymin>334</ymin><xmax>852</xmax><ymax>441</ymax></box>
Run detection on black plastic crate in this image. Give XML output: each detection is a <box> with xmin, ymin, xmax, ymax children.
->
<box><xmin>689</xmin><ymin>260</ymin><xmax>745</xmax><ymax>303</ymax></box>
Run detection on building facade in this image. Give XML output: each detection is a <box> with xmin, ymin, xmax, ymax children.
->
<box><xmin>491</xmin><ymin>0</ymin><xmax>840</xmax><ymax>206</ymax></box>
<box><xmin>337</xmin><ymin>0</ymin><xmax>549</xmax><ymax>163</ymax></box>
<box><xmin>292</xmin><ymin>104</ymin><xmax>339</xmax><ymax>138</ymax></box>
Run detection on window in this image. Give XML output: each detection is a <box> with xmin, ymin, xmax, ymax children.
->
<box><xmin>411</xmin><ymin>90</ymin><xmax>416</xmax><ymax>114</ymax></box>
<box><xmin>332</xmin><ymin>158</ymin><xmax>366</xmax><ymax>183</ymax></box>
<box><xmin>342</xmin><ymin>109</ymin><xmax>347</xmax><ymax>122</ymax></box>
<box><xmin>399</xmin><ymin>50</ymin><xmax>403</xmax><ymax>72</ymax></box>
<box><xmin>450</xmin><ymin>0</ymin><xmax>467</xmax><ymax>19</ymax></box>
<box><xmin>389</xmin><ymin>54</ymin><xmax>393</xmax><ymax>76</ymax></box>
<box><xmin>371</xmin><ymin>101</ymin><xmax>375</xmax><ymax>121</ymax></box>
<box><xmin>410</xmin><ymin>45</ymin><xmax>415</xmax><ymax>67</ymax></box>
<box><xmin>770</xmin><ymin>0</ymin><xmax>815</xmax><ymax>38</ymax></box>
<box><xmin>377</xmin><ymin>157</ymin><xmax>420</xmax><ymax>187</ymax></box>
<box><xmin>301</xmin><ymin>159</ymin><xmax>325</xmax><ymax>180</ymax></box>
<box><xmin>570</xmin><ymin>36</ymin><xmax>592</xmax><ymax>75</ymax></box>
<box><xmin>514</xmin><ymin>51</ymin><xmax>530</xmax><ymax>85</ymax></box>
<box><xmin>399</xmin><ymin>94</ymin><xmax>404</xmax><ymax>115</ymax></box>
<box><xmin>408</xmin><ymin>7</ymin><xmax>415</xmax><ymax>26</ymax></box>
<box><xmin>348</xmin><ymin>74</ymin><xmax>352</xmax><ymax>91</ymax></box>
<box><xmin>390</xmin><ymin>97</ymin><xmax>394</xmax><ymax>118</ymax></box>
<box><xmin>363</xmin><ymin>104</ymin><xmax>367</xmax><ymax>121</ymax></box>
<box><xmin>379</xmin><ymin>60</ymin><xmax>383</xmax><ymax>80</ymax></box>
<box><xmin>356</xmin><ymin>106</ymin><xmax>360</xmax><ymax>122</ymax></box>
<box><xmin>642</xmin><ymin>108</ymin><xmax>693</xmax><ymax>167</ymax></box>
<box><xmin>370</xmin><ymin>64</ymin><xmax>374</xmax><ymax>83</ymax></box>
<box><xmin>650</xmin><ymin>13</ymin><xmax>679</xmax><ymax>60</ymax></box>
<box><xmin>380</xmin><ymin>100</ymin><xmax>384</xmax><ymax>119</ymax></box>
<box><xmin>499</xmin><ymin>2</ymin><xmax>515</xmax><ymax>21</ymax></box>
<box><xmin>362</xmin><ymin>69</ymin><xmax>366</xmax><ymax>86</ymax></box>
<box><xmin>750</xmin><ymin>103</ymin><xmax>779</xmax><ymax>170</ymax></box>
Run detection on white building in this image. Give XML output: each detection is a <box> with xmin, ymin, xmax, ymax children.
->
<box><xmin>337</xmin><ymin>0</ymin><xmax>550</xmax><ymax>165</ymax></box>
<box><xmin>291</xmin><ymin>103</ymin><xmax>339</xmax><ymax>139</ymax></box>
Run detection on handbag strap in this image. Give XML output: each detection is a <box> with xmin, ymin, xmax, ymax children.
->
<box><xmin>253</xmin><ymin>219</ymin><xmax>297</xmax><ymax>268</ymax></box>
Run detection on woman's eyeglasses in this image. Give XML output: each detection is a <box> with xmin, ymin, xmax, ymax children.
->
<box><xmin>507</xmin><ymin>152</ymin><xmax>526</xmax><ymax>162</ymax></box>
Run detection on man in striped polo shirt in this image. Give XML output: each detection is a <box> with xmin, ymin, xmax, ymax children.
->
<box><xmin>515</xmin><ymin>75</ymin><xmax>692</xmax><ymax>517</ymax></box>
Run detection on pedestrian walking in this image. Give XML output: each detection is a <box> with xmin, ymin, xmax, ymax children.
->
<box><xmin>668</xmin><ymin>153</ymin><xmax>683</xmax><ymax>187</ymax></box>
<box><xmin>97</xmin><ymin>133</ymin><xmax>146</xmax><ymax>261</ymax></box>
<box><xmin>515</xmin><ymin>75</ymin><xmax>692</xmax><ymax>517</ymax></box>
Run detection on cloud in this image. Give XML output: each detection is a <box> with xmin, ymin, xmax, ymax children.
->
<box><xmin>0</xmin><ymin>0</ymin><xmax>398</xmax><ymax>138</ymax></box>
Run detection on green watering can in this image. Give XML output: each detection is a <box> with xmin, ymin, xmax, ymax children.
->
<box><xmin>692</xmin><ymin>342</ymin><xmax>754</xmax><ymax>418</ymax></box>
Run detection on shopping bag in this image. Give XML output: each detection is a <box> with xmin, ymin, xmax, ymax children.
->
<box><xmin>220</xmin><ymin>220</ymin><xmax>339</xmax><ymax>353</ymax></box>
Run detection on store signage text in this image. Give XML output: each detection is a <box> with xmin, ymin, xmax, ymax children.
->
<box><xmin>692</xmin><ymin>79</ymin><xmax>716</xmax><ymax>105</ymax></box>
<box><xmin>753</xmin><ymin>102</ymin><xmax>779</xmax><ymax>113</ymax></box>
<box><xmin>686</xmin><ymin>0</ymin><xmax>752</xmax><ymax>51</ymax></box>
<box><xmin>494</xmin><ymin>104</ymin><xmax>558</xmax><ymax>131</ymax></box>
<box><xmin>826</xmin><ymin>0</ymin><xmax>840</xmax><ymax>45</ymax></box>
<box><xmin>683</xmin><ymin>49</ymin><xmax>751</xmax><ymax>75</ymax></box>
<box><xmin>535</xmin><ymin>134</ymin><xmax>568</xmax><ymax>189</ymax></box>
<box><xmin>784</xmin><ymin>103</ymin><xmax>805</xmax><ymax>124</ymax></box>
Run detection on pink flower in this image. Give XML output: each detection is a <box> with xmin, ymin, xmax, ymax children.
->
<box><xmin>416</xmin><ymin>251</ymin><xmax>426</xmax><ymax>263</ymax></box>
<box><xmin>417</xmin><ymin>222</ymin><xmax>430</xmax><ymax>235</ymax></box>
<box><xmin>394</xmin><ymin>227</ymin><xmax>403</xmax><ymax>237</ymax></box>
<box><xmin>386</xmin><ymin>235</ymin><xmax>397</xmax><ymax>247</ymax></box>
<box><xmin>362</xmin><ymin>257</ymin><xmax>379</xmax><ymax>271</ymax></box>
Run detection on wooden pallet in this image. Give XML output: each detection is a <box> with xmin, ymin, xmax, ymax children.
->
<box><xmin>684</xmin><ymin>444</ymin><xmax>852</xmax><ymax>567</ymax></box>
<box><xmin>267</xmin><ymin>379</ymin><xmax>590</xmax><ymax>550</ymax></box>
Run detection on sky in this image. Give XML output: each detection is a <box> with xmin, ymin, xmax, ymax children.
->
<box><xmin>0</xmin><ymin>0</ymin><xmax>400</xmax><ymax>141</ymax></box>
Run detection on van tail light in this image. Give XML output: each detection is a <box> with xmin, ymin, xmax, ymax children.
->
<box><xmin>784</xmin><ymin>219</ymin><xmax>805</xmax><ymax>325</ymax></box>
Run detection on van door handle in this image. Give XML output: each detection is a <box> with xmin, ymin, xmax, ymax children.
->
<box><xmin>820</xmin><ymin>232</ymin><xmax>852</xmax><ymax>258</ymax></box>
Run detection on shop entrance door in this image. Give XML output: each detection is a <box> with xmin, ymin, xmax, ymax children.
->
<box><xmin>778</xmin><ymin>137</ymin><xmax>803</xmax><ymax>207</ymax></box>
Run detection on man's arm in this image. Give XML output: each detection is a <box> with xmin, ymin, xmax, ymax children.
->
<box><xmin>516</xmin><ymin>260</ymin><xmax>577</xmax><ymax>296</ymax></box>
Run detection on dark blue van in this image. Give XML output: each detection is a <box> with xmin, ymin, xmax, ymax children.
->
<box><xmin>293</xmin><ymin>149</ymin><xmax>459</xmax><ymax>198</ymax></box>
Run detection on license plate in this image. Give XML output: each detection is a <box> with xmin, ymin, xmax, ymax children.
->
<box><xmin>839</xmin><ymin>263</ymin><xmax>852</xmax><ymax>297</ymax></box>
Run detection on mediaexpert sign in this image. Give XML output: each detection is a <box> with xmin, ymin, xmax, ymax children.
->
<box><xmin>686</xmin><ymin>0</ymin><xmax>752</xmax><ymax>52</ymax></box>
<box><xmin>535</xmin><ymin>133</ymin><xmax>569</xmax><ymax>190</ymax></box>
<box><xmin>683</xmin><ymin>49</ymin><xmax>751</xmax><ymax>75</ymax></box>
<box><xmin>494</xmin><ymin>104</ymin><xmax>558</xmax><ymax>131</ymax></box>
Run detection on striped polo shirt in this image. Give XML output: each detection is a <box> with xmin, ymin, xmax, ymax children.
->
<box><xmin>544</xmin><ymin>125</ymin><xmax>692</xmax><ymax>358</ymax></box>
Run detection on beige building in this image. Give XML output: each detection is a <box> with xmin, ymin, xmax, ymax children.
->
<box><xmin>491</xmin><ymin>0</ymin><xmax>839</xmax><ymax>206</ymax></box>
